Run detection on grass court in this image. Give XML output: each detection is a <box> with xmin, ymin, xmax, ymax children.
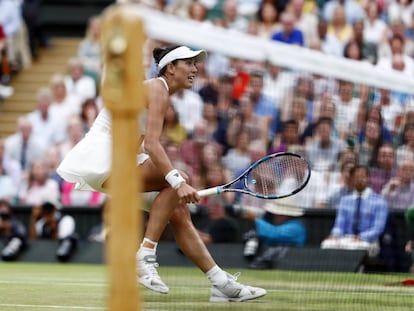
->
<box><xmin>0</xmin><ymin>263</ymin><xmax>412</xmax><ymax>311</ymax></box>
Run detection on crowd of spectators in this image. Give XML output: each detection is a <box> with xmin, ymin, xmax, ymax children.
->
<box><xmin>1</xmin><ymin>0</ymin><xmax>414</xmax><ymax>268</ymax></box>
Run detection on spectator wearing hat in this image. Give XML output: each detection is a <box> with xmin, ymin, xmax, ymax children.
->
<box><xmin>241</xmin><ymin>196</ymin><xmax>306</xmax><ymax>269</ymax></box>
<box><xmin>0</xmin><ymin>199</ymin><xmax>27</xmax><ymax>261</ymax></box>
<box><xmin>29</xmin><ymin>199</ymin><xmax>77</xmax><ymax>262</ymax></box>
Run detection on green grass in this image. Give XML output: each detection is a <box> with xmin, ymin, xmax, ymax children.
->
<box><xmin>0</xmin><ymin>263</ymin><xmax>413</xmax><ymax>310</ymax></box>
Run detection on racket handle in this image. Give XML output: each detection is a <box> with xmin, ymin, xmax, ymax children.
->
<box><xmin>197</xmin><ymin>187</ymin><xmax>221</xmax><ymax>198</ymax></box>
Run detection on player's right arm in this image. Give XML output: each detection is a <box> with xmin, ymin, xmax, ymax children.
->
<box><xmin>143</xmin><ymin>79</ymin><xmax>199</xmax><ymax>203</ymax></box>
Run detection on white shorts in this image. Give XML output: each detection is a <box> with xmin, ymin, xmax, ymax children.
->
<box><xmin>56</xmin><ymin>128</ymin><xmax>149</xmax><ymax>193</ymax></box>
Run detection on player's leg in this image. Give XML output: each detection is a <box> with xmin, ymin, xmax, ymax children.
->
<box><xmin>135</xmin><ymin>158</ymin><xmax>178</xmax><ymax>294</ymax></box>
<box><xmin>169</xmin><ymin>204</ymin><xmax>267</xmax><ymax>302</ymax></box>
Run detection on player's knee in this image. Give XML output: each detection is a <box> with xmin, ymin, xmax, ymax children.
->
<box><xmin>171</xmin><ymin>204</ymin><xmax>191</xmax><ymax>223</ymax></box>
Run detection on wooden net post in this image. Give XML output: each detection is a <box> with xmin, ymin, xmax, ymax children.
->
<box><xmin>101</xmin><ymin>4</ymin><xmax>145</xmax><ymax>311</ymax></box>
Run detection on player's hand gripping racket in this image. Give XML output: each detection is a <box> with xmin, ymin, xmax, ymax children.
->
<box><xmin>197</xmin><ymin>152</ymin><xmax>311</xmax><ymax>199</ymax></box>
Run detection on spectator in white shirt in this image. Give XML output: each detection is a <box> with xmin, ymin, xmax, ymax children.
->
<box><xmin>64</xmin><ymin>57</ymin><xmax>97</xmax><ymax>103</ymax></box>
<box><xmin>170</xmin><ymin>89</ymin><xmax>204</xmax><ymax>136</ymax></box>
<box><xmin>26</xmin><ymin>87</ymin><xmax>66</xmax><ymax>147</ymax></box>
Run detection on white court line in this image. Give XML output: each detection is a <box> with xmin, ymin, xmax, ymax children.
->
<box><xmin>0</xmin><ymin>280</ymin><xmax>106</xmax><ymax>287</ymax></box>
<box><xmin>0</xmin><ymin>304</ymin><xmax>104</xmax><ymax>310</ymax></box>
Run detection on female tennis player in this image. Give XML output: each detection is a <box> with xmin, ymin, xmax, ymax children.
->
<box><xmin>57</xmin><ymin>45</ymin><xmax>266</xmax><ymax>302</ymax></box>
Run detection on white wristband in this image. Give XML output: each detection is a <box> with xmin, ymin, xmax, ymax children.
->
<box><xmin>165</xmin><ymin>169</ymin><xmax>185</xmax><ymax>190</ymax></box>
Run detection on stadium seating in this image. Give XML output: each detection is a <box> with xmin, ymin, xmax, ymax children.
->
<box><xmin>3</xmin><ymin>206</ymin><xmax>411</xmax><ymax>272</ymax></box>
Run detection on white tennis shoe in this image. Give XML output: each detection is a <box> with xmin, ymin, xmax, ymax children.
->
<box><xmin>210</xmin><ymin>272</ymin><xmax>267</xmax><ymax>302</ymax></box>
<box><xmin>137</xmin><ymin>254</ymin><xmax>169</xmax><ymax>294</ymax></box>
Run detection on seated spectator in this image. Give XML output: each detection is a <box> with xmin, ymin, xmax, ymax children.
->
<box><xmin>180</xmin><ymin>120</ymin><xmax>209</xmax><ymax>177</ymax></box>
<box><xmin>395</xmin><ymin>123</ymin><xmax>414</xmax><ymax>164</ymax></box>
<box><xmin>64</xmin><ymin>57</ymin><xmax>97</xmax><ymax>103</ymax></box>
<box><xmin>286</xmin><ymin>95</ymin><xmax>309</xmax><ymax>139</ymax></box>
<box><xmin>372</xmin><ymin>88</ymin><xmax>403</xmax><ymax>137</ymax></box>
<box><xmin>301</xmin><ymin>99</ymin><xmax>338</xmax><ymax>144</ymax></box>
<box><xmin>247</xmin><ymin>70</ymin><xmax>280</xmax><ymax>141</ymax></box>
<box><xmin>226</xmin><ymin>95</ymin><xmax>268</xmax><ymax>147</ymax></box>
<box><xmin>220</xmin><ymin>0</ymin><xmax>249</xmax><ymax>32</ymax></box>
<box><xmin>222</xmin><ymin>128</ymin><xmax>251</xmax><ymax>179</ymax></box>
<box><xmin>306</xmin><ymin>117</ymin><xmax>346</xmax><ymax>172</ymax></box>
<box><xmin>322</xmin><ymin>0</ymin><xmax>365</xmax><ymax>25</ymax></box>
<box><xmin>45</xmin><ymin>145</ymin><xmax>64</xmax><ymax>191</ymax></box>
<box><xmin>394</xmin><ymin>109</ymin><xmax>414</xmax><ymax>147</ymax></box>
<box><xmin>310</xmin><ymin>18</ymin><xmax>343</xmax><ymax>56</ymax></box>
<box><xmin>255</xmin><ymin>0</ymin><xmax>280</xmax><ymax>40</ymax></box>
<box><xmin>241</xmin><ymin>196</ymin><xmax>306</xmax><ymax>269</ymax></box>
<box><xmin>271</xmin><ymin>11</ymin><xmax>304</xmax><ymax>46</ymax></box>
<box><xmin>331</xmin><ymin>80</ymin><xmax>361</xmax><ymax>141</ymax></box>
<box><xmin>195</xmin><ymin>196</ymin><xmax>240</xmax><ymax>245</ymax></box>
<box><xmin>202</xmin><ymin>102</ymin><xmax>221</xmax><ymax>141</ymax></box>
<box><xmin>163</xmin><ymin>141</ymin><xmax>188</xmax><ymax>176</ymax></box>
<box><xmin>49</xmin><ymin>73</ymin><xmax>81</xmax><ymax>119</ymax></box>
<box><xmin>161</xmin><ymin>103</ymin><xmax>187</xmax><ymax>145</ymax></box>
<box><xmin>369</xmin><ymin>143</ymin><xmax>398</xmax><ymax>193</ymax></box>
<box><xmin>18</xmin><ymin>159</ymin><xmax>60</xmax><ymax>206</ymax></box>
<box><xmin>199</xmin><ymin>161</ymin><xmax>234</xmax><ymax>205</ymax></box>
<box><xmin>356</xmin><ymin>104</ymin><xmax>393</xmax><ymax>146</ymax></box>
<box><xmin>354</xmin><ymin>119</ymin><xmax>383</xmax><ymax>167</ymax></box>
<box><xmin>327</xmin><ymin>5</ymin><xmax>353</xmax><ymax>48</ymax></box>
<box><xmin>326</xmin><ymin>160</ymin><xmax>355</xmax><ymax>209</ymax></box>
<box><xmin>321</xmin><ymin>165</ymin><xmax>389</xmax><ymax>257</ymax></box>
<box><xmin>79</xmin><ymin>98</ymin><xmax>100</xmax><ymax>134</ymax></box>
<box><xmin>77</xmin><ymin>15</ymin><xmax>102</xmax><ymax>86</ymax></box>
<box><xmin>281</xmin><ymin>146</ymin><xmax>328</xmax><ymax>209</ymax></box>
<box><xmin>26</xmin><ymin>87</ymin><xmax>66</xmax><ymax>147</ymax></box>
<box><xmin>58</xmin><ymin>115</ymin><xmax>85</xmax><ymax>158</ymax></box>
<box><xmin>29</xmin><ymin>200</ymin><xmax>77</xmax><ymax>262</ymax></box>
<box><xmin>170</xmin><ymin>88</ymin><xmax>204</xmax><ymax>136</ymax></box>
<box><xmin>0</xmin><ymin>199</ymin><xmax>27</xmax><ymax>261</ymax></box>
<box><xmin>4</xmin><ymin>116</ymin><xmax>47</xmax><ymax>174</ymax></box>
<box><xmin>270</xmin><ymin>119</ymin><xmax>301</xmax><ymax>154</ymax></box>
<box><xmin>381</xmin><ymin>160</ymin><xmax>414</xmax><ymax>210</ymax></box>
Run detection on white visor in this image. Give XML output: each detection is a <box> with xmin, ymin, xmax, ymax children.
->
<box><xmin>157</xmin><ymin>46</ymin><xmax>207</xmax><ymax>70</ymax></box>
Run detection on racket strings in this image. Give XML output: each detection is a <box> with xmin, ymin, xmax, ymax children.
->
<box><xmin>246</xmin><ymin>155</ymin><xmax>309</xmax><ymax>197</ymax></box>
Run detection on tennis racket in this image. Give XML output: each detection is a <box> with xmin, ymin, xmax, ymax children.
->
<box><xmin>197</xmin><ymin>152</ymin><xmax>311</xmax><ymax>199</ymax></box>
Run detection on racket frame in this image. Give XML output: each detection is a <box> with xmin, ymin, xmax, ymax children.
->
<box><xmin>197</xmin><ymin>152</ymin><xmax>311</xmax><ymax>199</ymax></box>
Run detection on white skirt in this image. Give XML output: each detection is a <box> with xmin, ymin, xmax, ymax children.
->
<box><xmin>57</xmin><ymin>128</ymin><xmax>149</xmax><ymax>193</ymax></box>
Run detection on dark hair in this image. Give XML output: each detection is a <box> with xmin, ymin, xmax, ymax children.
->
<box><xmin>153</xmin><ymin>45</ymin><xmax>181</xmax><ymax>76</ymax></box>
<box><xmin>0</xmin><ymin>199</ymin><xmax>11</xmax><ymax>220</ymax></box>
<box><xmin>402</xmin><ymin>123</ymin><xmax>414</xmax><ymax>144</ymax></box>
<box><xmin>41</xmin><ymin>202</ymin><xmax>56</xmax><ymax>215</ymax></box>
<box><xmin>316</xmin><ymin>116</ymin><xmax>333</xmax><ymax>128</ymax></box>
<box><xmin>343</xmin><ymin>40</ymin><xmax>363</xmax><ymax>60</ymax></box>
<box><xmin>350</xmin><ymin>164</ymin><xmax>369</xmax><ymax>177</ymax></box>
<box><xmin>257</xmin><ymin>0</ymin><xmax>278</xmax><ymax>23</ymax></box>
<box><xmin>80</xmin><ymin>99</ymin><xmax>98</xmax><ymax>122</ymax></box>
<box><xmin>282</xmin><ymin>119</ymin><xmax>299</xmax><ymax>130</ymax></box>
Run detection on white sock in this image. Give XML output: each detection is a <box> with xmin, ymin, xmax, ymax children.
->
<box><xmin>136</xmin><ymin>238</ymin><xmax>157</xmax><ymax>260</ymax></box>
<box><xmin>206</xmin><ymin>265</ymin><xmax>228</xmax><ymax>287</ymax></box>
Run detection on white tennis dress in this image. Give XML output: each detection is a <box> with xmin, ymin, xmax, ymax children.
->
<box><xmin>56</xmin><ymin>77</ymin><xmax>169</xmax><ymax>193</ymax></box>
